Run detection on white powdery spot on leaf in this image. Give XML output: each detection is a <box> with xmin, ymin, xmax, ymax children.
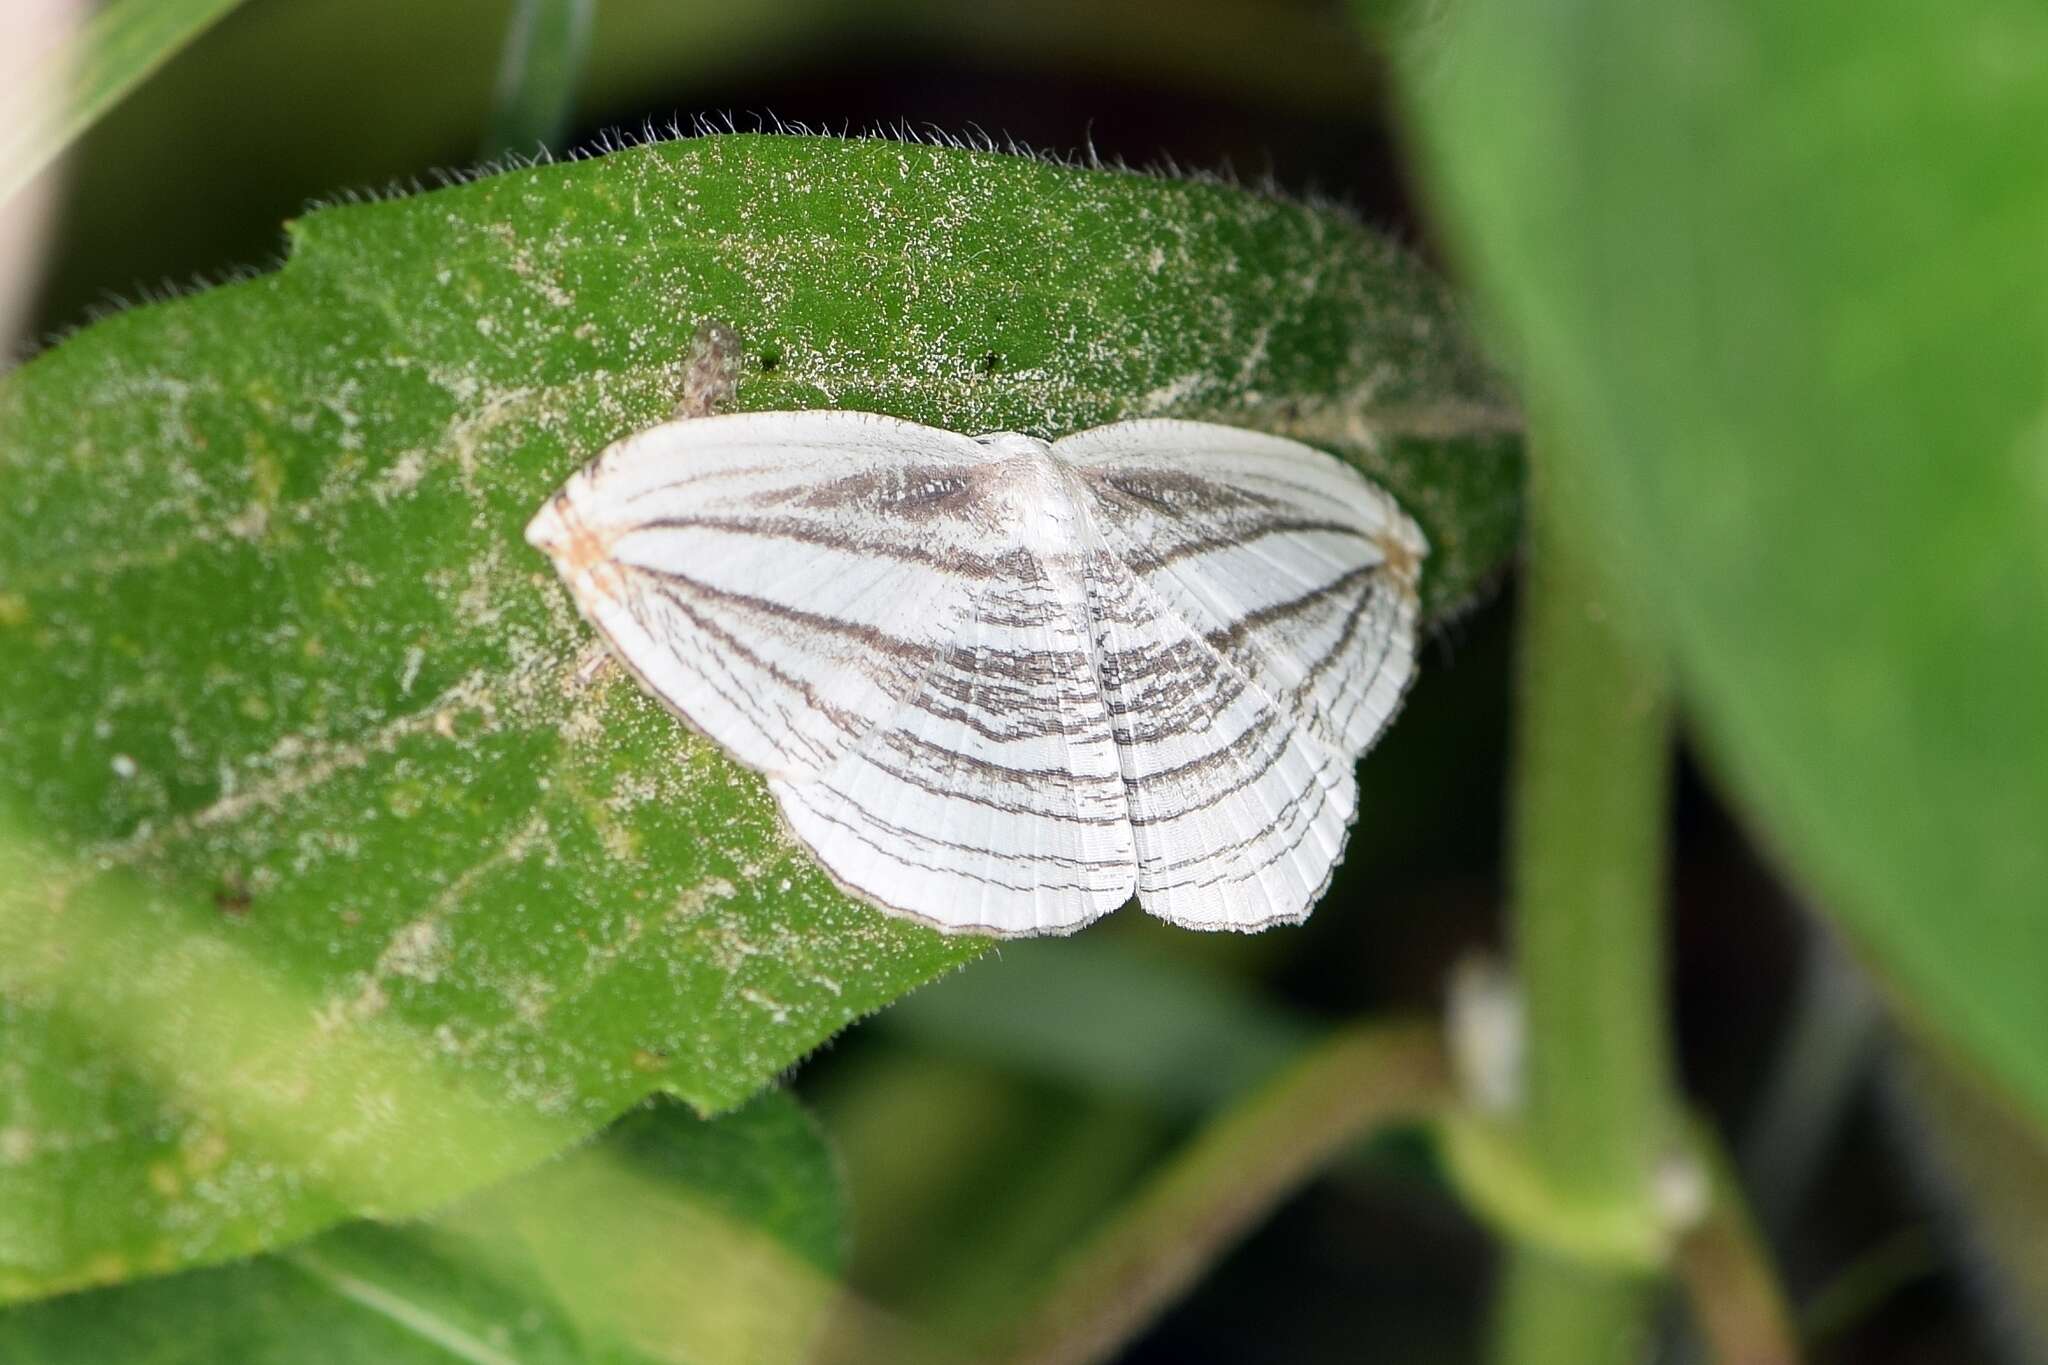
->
<box><xmin>377</xmin><ymin>918</ymin><xmax>449</xmax><ymax>985</ymax></box>
<box><xmin>668</xmin><ymin>876</ymin><xmax>738</xmax><ymax>929</ymax></box>
<box><xmin>0</xmin><ymin>1127</ymin><xmax>36</xmax><ymax>1166</ymax></box>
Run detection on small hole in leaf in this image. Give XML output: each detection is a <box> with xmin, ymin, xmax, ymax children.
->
<box><xmin>756</xmin><ymin>345</ymin><xmax>782</xmax><ymax>374</ymax></box>
<box><xmin>214</xmin><ymin>876</ymin><xmax>252</xmax><ymax>918</ymax></box>
<box><xmin>979</xmin><ymin>351</ymin><xmax>1003</xmax><ymax>375</ymax></box>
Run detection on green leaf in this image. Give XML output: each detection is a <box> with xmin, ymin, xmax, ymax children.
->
<box><xmin>0</xmin><ymin>132</ymin><xmax>1515</xmax><ymax>1300</ymax></box>
<box><xmin>0</xmin><ymin>1091</ymin><xmax>847</xmax><ymax>1364</ymax></box>
<box><xmin>1403</xmin><ymin>3</ymin><xmax>2048</xmax><ymax>1126</ymax></box>
<box><xmin>0</xmin><ymin>0</ymin><xmax>255</xmax><ymax>203</ymax></box>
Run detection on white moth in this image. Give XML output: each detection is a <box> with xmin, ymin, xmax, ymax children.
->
<box><xmin>528</xmin><ymin>411</ymin><xmax>1426</xmax><ymax>938</ymax></box>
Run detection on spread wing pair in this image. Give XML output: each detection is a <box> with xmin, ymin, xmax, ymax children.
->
<box><xmin>528</xmin><ymin>410</ymin><xmax>1425</xmax><ymax>937</ymax></box>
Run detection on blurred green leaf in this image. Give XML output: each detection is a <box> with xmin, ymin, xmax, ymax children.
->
<box><xmin>0</xmin><ymin>0</ymin><xmax>253</xmax><ymax>204</ymax></box>
<box><xmin>1404</xmin><ymin>1</ymin><xmax>2048</xmax><ymax>1126</ymax></box>
<box><xmin>0</xmin><ymin>1092</ymin><xmax>847</xmax><ymax>1364</ymax></box>
<box><xmin>0</xmin><ymin>132</ymin><xmax>1515</xmax><ymax>1300</ymax></box>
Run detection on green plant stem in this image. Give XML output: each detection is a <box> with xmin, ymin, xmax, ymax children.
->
<box><xmin>1674</xmin><ymin>1126</ymin><xmax>1803</xmax><ymax>1365</ymax></box>
<box><xmin>1493</xmin><ymin>443</ymin><xmax>1676</xmax><ymax>1360</ymax></box>
<box><xmin>1798</xmin><ymin>1228</ymin><xmax>1935</xmax><ymax>1346</ymax></box>
<box><xmin>480</xmin><ymin>0</ymin><xmax>593</xmax><ymax>161</ymax></box>
<box><xmin>1493</xmin><ymin>1248</ymin><xmax>1658</xmax><ymax>1365</ymax></box>
<box><xmin>1514</xmin><ymin>453</ymin><xmax>1675</xmax><ymax>1194</ymax></box>
<box><xmin>993</xmin><ymin>1020</ymin><xmax>1452</xmax><ymax>1365</ymax></box>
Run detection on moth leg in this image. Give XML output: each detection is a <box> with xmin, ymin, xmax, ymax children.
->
<box><xmin>571</xmin><ymin>645</ymin><xmax>615</xmax><ymax>687</ymax></box>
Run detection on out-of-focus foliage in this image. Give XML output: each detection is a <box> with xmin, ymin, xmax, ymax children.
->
<box><xmin>0</xmin><ymin>0</ymin><xmax>252</xmax><ymax>203</ymax></box>
<box><xmin>1405</xmin><ymin>0</ymin><xmax>2048</xmax><ymax>1129</ymax></box>
<box><xmin>0</xmin><ymin>1093</ymin><xmax>849</xmax><ymax>1364</ymax></box>
<box><xmin>480</xmin><ymin>0</ymin><xmax>597</xmax><ymax>161</ymax></box>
